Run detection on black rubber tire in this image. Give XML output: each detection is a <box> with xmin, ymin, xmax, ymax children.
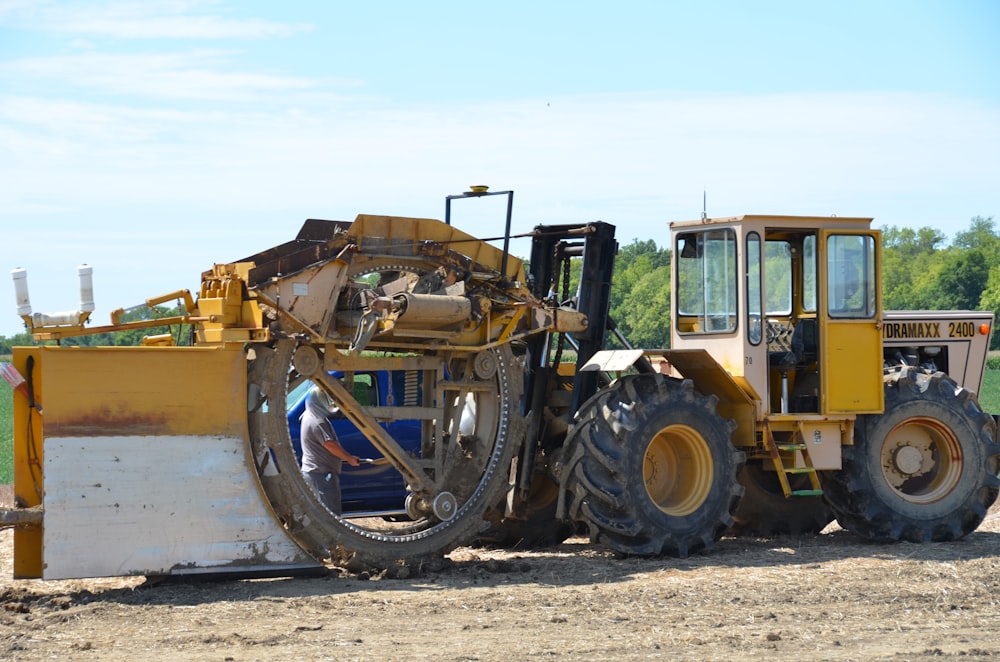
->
<box><xmin>730</xmin><ymin>463</ymin><xmax>834</xmax><ymax>536</ymax></box>
<box><xmin>477</xmin><ymin>473</ymin><xmax>577</xmax><ymax>549</ymax></box>
<box><xmin>563</xmin><ymin>374</ymin><xmax>745</xmax><ymax>557</ymax></box>
<box><xmin>825</xmin><ymin>367</ymin><xmax>1000</xmax><ymax>543</ymax></box>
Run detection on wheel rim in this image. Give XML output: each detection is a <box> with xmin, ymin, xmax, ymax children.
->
<box><xmin>643</xmin><ymin>424</ymin><xmax>714</xmax><ymax>516</ymax></box>
<box><xmin>881</xmin><ymin>416</ymin><xmax>963</xmax><ymax>504</ymax></box>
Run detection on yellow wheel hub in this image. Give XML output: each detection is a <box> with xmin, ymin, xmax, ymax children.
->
<box><xmin>881</xmin><ymin>416</ymin><xmax>963</xmax><ymax>504</ymax></box>
<box><xmin>643</xmin><ymin>424</ymin><xmax>714</xmax><ymax>516</ymax></box>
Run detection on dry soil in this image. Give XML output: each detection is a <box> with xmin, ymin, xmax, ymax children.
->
<box><xmin>2</xmin><ymin>491</ymin><xmax>999</xmax><ymax>661</ymax></box>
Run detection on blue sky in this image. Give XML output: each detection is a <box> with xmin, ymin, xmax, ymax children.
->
<box><xmin>2</xmin><ymin>0</ymin><xmax>998</xmax><ymax>337</ymax></box>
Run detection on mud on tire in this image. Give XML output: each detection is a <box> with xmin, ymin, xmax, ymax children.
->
<box><xmin>562</xmin><ymin>375</ymin><xmax>744</xmax><ymax>558</ymax></box>
<box><xmin>825</xmin><ymin>367</ymin><xmax>1000</xmax><ymax>543</ymax></box>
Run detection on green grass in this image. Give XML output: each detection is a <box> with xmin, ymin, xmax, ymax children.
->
<box><xmin>980</xmin><ymin>370</ymin><xmax>1000</xmax><ymax>416</ymax></box>
<box><xmin>1</xmin><ymin>381</ymin><xmax>11</xmax><ymax>484</ymax></box>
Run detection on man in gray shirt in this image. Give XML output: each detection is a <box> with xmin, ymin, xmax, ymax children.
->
<box><xmin>300</xmin><ymin>386</ymin><xmax>361</xmax><ymax>514</ymax></box>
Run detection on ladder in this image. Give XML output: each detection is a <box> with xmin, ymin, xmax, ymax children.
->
<box><xmin>763</xmin><ymin>421</ymin><xmax>823</xmax><ymax>498</ymax></box>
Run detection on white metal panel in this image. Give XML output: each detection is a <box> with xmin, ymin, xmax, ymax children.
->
<box><xmin>43</xmin><ymin>435</ymin><xmax>318</xmax><ymax>579</ymax></box>
<box><xmin>799</xmin><ymin>421</ymin><xmax>844</xmax><ymax>470</ymax></box>
<box><xmin>580</xmin><ymin>349</ymin><xmax>645</xmax><ymax>373</ymax></box>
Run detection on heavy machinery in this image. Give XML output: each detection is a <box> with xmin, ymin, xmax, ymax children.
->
<box><xmin>3</xmin><ymin>190</ymin><xmax>998</xmax><ymax>579</ymax></box>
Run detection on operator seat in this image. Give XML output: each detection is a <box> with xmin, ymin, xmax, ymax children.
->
<box><xmin>772</xmin><ymin>318</ymin><xmax>819</xmax><ymax>412</ymax></box>
<box><xmin>775</xmin><ymin>318</ymin><xmax>818</xmax><ymax>370</ymax></box>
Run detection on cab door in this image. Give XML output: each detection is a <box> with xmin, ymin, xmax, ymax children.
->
<box><xmin>818</xmin><ymin>230</ymin><xmax>884</xmax><ymax>413</ymax></box>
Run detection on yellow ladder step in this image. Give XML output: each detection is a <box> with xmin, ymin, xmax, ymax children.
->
<box><xmin>784</xmin><ymin>466</ymin><xmax>817</xmax><ymax>475</ymax></box>
<box><xmin>764</xmin><ymin>421</ymin><xmax>823</xmax><ymax>498</ymax></box>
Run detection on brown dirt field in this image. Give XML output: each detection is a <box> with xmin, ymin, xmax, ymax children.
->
<box><xmin>2</xmin><ymin>494</ymin><xmax>1000</xmax><ymax>661</ymax></box>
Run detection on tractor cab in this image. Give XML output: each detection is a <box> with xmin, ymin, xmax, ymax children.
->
<box><xmin>669</xmin><ymin>215</ymin><xmax>884</xmax><ymax>426</ymax></box>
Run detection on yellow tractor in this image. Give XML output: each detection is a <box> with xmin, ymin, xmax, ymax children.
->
<box><xmin>3</xmin><ymin>192</ymin><xmax>998</xmax><ymax>579</ymax></box>
<box><xmin>559</xmin><ymin>214</ymin><xmax>998</xmax><ymax>555</ymax></box>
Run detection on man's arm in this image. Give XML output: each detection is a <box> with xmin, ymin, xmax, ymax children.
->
<box><xmin>323</xmin><ymin>439</ymin><xmax>361</xmax><ymax>466</ymax></box>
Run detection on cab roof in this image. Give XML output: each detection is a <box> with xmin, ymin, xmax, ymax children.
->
<box><xmin>669</xmin><ymin>214</ymin><xmax>874</xmax><ymax>232</ymax></box>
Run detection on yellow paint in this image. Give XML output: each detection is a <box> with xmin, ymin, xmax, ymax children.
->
<box><xmin>350</xmin><ymin>214</ymin><xmax>527</xmax><ymax>283</ymax></box>
<box><xmin>661</xmin><ymin>349</ymin><xmax>756</xmax><ymax>447</ymax></box>
<box><xmin>12</xmin><ymin>347</ymin><xmax>43</xmax><ymax>578</ymax></box>
<box><xmin>822</xmin><ymin>320</ymin><xmax>884</xmax><ymax>413</ymax></box>
<box><xmin>819</xmin><ymin>229</ymin><xmax>884</xmax><ymax>414</ymax></box>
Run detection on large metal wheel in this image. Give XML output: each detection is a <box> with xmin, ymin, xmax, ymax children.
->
<box><xmin>244</xmin><ymin>253</ymin><xmax>525</xmax><ymax>567</ymax></box>
<box><xmin>825</xmin><ymin>367</ymin><xmax>1000</xmax><ymax>542</ymax></box>
<box><xmin>562</xmin><ymin>374</ymin><xmax>744</xmax><ymax>557</ymax></box>
<box><xmin>246</xmin><ymin>340</ymin><xmax>522</xmax><ymax>567</ymax></box>
<box><xmin>730</xmin><ymin>463</ymin><xmax>834</xmax><ymax>536</ymax></box>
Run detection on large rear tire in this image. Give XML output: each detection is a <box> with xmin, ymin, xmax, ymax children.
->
<box><xmin>730</xmin><ymin>463</ymin><xmax>834</xmax><ymax>536</ymax></box>
<box><xmin>825</xmin><ymin>367</ymin><xmax>1000</xmax><ymax>542</ymax></box>
<box><xmin>563</xmin><ymin>375</ymin><xmax>744</xmax><ymax>557</ymax></box>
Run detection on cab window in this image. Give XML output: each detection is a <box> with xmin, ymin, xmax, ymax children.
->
<box><xmin>676</xmin><ymin>228</ymin><xmax>737</xmax><ymax>334</ymax></box>
<box><xmin>828</xmin><ymin>235</ymin><xmax>876</xmax><ymax>318</ymax></box>
<box><xmin>747</xmin><ymin>232</ymin><xmax>763</xmax><ymax>345</ymax></box>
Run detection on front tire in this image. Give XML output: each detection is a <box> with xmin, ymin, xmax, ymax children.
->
<box><xmin>563</xmin><ymin>375</ymin><xmax>744</xmax><ymax>557</ymax></box>
<box><xmin>825</xmin><ymin>367</ymin><xmax>1000</xmax><ymax>542</ymax></box>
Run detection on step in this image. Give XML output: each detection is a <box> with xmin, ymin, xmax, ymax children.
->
<box><xmin>791</xmin><ymin>489</ymin><xmax>824</xmax><ymax>497</ymax></box>
<box><xmin>784</xmin><ymin>466</ymin><xmax>817</xmax><ymax>475</ymax></box>
<box><xmin>777</xmin><ymin>443</ymin><xmax>807</xmax><ymax>451</ymax></box>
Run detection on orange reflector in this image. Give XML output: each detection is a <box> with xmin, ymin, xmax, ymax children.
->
<box><xmin>980</xmin><ymin>323</ymin><xmax>990</xmax><ymax>335</ymax></box>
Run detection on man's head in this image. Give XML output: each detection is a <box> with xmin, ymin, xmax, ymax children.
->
<box><xmin>305</xmin><ymin>385</ymin><xmax>334</xmax><ymax>419</ymax></box>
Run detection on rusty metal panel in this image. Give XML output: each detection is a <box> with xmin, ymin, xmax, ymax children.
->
<box><xmin>40</xmin><ymin>345</ymin><xmax>246</xmax><ymax>438</ymax></box>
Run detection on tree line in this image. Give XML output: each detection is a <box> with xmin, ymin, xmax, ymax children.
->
<box><xmin>1</xmin><ymin>216</ymin><xmax>997</xmax><ymax>354</ymax></box>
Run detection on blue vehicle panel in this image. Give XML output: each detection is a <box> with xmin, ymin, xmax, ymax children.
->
<box><xmin>286</xmin><ymin>371</ymin><xmax>423</xmax><ymax>514</ymax></box>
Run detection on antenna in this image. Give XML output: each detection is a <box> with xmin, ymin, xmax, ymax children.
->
<box><xmin>701</xmin><ymin>188</ymin><xmax>707</xmax><ymax>221</ymax></box>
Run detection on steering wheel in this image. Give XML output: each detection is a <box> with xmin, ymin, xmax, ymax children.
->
<box><xmin>766</xmin><ymin>319</ymin><xmax>788</xmax><ymax>346</ymax></box>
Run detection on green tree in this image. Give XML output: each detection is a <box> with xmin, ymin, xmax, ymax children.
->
<box><xmin>956</xmin><ymin>216</ymin><xmax>1000</xmax><ymax>350</ymax></box>
<box><xmin>608</xmin><ymin>239</ymin><xmax>672</xmax><ymax>348</ymax></box>
<box><xmin>953</xmin><ymin>216</ymin><xmax>1000</xmax><ymax>256</ymax></box>
<box><xmin>0</xmin><ymin>331</ymin><xmax>36</xmax><ymax>355</ymax></box>
<box><xmin>881</xmin><ymin>225</ymin><xmax>947</xmax><ymax>310</ymax></box>
<box><xmin>929</xmin><ymin>250</ymin><xmax>990</xmax><ymax>311</ymax></box>
<box><xmin>981</xmin><ymin>265</ymin><xmax>1000</xmax><ymax>350</ymax></box>
<box><xmin>612</xmin><ymin>265</ymin><xmax>672</xmax><ymax>347</ymax></box>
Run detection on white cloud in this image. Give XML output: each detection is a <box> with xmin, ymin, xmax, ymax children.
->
<box><xmin>0</xmin><ymin>50</ymin><xmax>338</xmax><ymax>101</ymax></box>
<box><xmin>2</xmin><ymin>0</ymin><xmax>311</xmax><ymax>39</ymax></box>
<box><xmin>2</xmin><ymin>88</ymin><xmax>996</xmax><ymax>223</ymax></box>
<box><xmin>0</xmin><ymin>0</ymin><xmax>36</xmax><ymax>19</ymax></box>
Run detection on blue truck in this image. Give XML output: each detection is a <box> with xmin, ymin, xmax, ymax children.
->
<box><xmin>286</xmin><ymin>370</ymin><xmax>422</xmax><ymax>516</ymax></box>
